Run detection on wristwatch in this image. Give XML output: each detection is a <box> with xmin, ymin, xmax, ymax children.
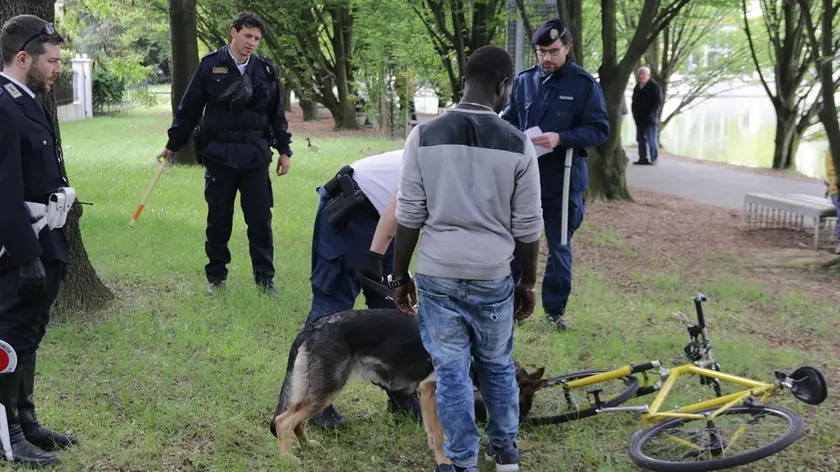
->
<box><xmin>387</xmin><ymin>272</ymin><xmax>412</xmax><ymax>288</ymax></box>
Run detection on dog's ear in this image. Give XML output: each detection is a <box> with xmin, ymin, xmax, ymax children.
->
<box><xmin>526</xmin><ymin>367</ymin><xmax>545</xmax><ymax>382</ymax></box>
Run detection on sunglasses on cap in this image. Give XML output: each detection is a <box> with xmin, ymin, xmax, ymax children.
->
<box><xmin>19</xmin><ymin>23</ymin><xmax>63</xmax><ymax>52</ymax></box>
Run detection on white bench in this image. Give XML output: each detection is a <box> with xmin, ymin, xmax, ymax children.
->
<box><xmin>741</xmin><ymin>193</ymin><xmax>838</xmax><ymax>250</ymax></box>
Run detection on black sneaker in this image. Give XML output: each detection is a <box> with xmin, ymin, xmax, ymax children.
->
<box><xmin>311</xmin><ymin>404</ymin><xmax>346</xmax><ymax>429</ymax></box>
<box><xmin>485</xmin><ymin>442</ymin><xmax>520</xmax><ymax>472</ymax></box>
<box><xmin>256</xmin><ymin>279</ymin><xmax>279</xmax><ymax>297</ymax></box>
<box><xmin>207</xmin><ymin>280</ymin><xmax>226</xmax><ymax>294</ymax></box>
<box><xmin>547</xmin><ymin>313</ymin><xmax>569</xmax><ymax>330</ymax></box>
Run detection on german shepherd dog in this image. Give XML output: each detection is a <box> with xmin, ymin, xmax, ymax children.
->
<box><xmin>269</xmin><ymin>308</ymin><xmax>546</xmax><ymax>465</ymax></box>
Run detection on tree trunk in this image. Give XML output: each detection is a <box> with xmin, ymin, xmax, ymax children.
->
<box><xmin>1</xmin><ymin>0</ymin><xmax>114</xmax><ymax>313</ymax></box>
<box><xmin>557</xmin><ymin>0</ymin><xmax>584</xmax><ymax>68</ymax></box>
<box><xmin>283</xmin><ymin>80</ymin><xmax>292</xmax><ymax>113</ymax></box>
<box><xmin>300</xmin><ymin>99</ymin><xmax>319</xmax><ymax>121</ymax></box>
<box><xmin>590</xmin><ymin>77</ymin><xmax>633</xmax><ymax>201</ymax></box>
<box><xmin>590</xmin><ymin>0</ymin><xmax>691</xmax><ymax>200</ymax></box>
<box><xmin>772</xmin><ymin>112</ymin><xmax>798</xmax><ymax>169</ymax></box>
<box><xmin>803</xmin><ymin>0</ymin><xmax>840</xmax><ymax>187</ymax></box>
<box><xmin>168</xmin><ymin>0</ymin><xmax>199</xmax><ymax>165</ymax></box>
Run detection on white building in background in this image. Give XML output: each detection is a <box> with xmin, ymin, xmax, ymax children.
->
<box><xmin>56</xmin><ymin>54</ymin><xmax>94</xmax><ymax>123</ymax></box>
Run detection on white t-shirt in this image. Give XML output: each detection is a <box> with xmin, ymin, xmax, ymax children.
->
<box><xmin>350</xmin><ymin>150</ymin><xmax>404</xmax><ymax>214</ymax></box>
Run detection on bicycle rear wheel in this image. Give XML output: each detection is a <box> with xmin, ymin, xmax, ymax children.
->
<box><xmin>628</xmin><ymin>404</ymin><xmax>804</xmax><ymax>471</ymax></box>
<box><xmin>523</xmin><ymin>370</ymin><xmax>639</xmax><ymax>426</ymax></box>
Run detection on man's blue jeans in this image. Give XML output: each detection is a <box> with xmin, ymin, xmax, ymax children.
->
<box><xmin>637</xmin><ymin>124</ymin><xmax>659</xmax><ymax>162</ymax></box>
<box><xmin>415</xmin><ymin>273</ymin><xmax>519</xmax><ymax>469</ymax></box>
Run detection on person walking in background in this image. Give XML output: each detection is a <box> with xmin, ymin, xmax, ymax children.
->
<box><xmin>825</xmin><ymin>148</ymin><xmax>839</xmax><ymax>254</ymax></box>
<box><xmin>631</xmin><ymin>66</ymin><xmax>663</xmax><ymax>165</ymax></box>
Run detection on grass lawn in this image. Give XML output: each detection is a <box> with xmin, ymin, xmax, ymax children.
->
<box><xmin>19</xmin><ymin>105</ymin><xmax>838</xmax><ymax>471</ymax></box>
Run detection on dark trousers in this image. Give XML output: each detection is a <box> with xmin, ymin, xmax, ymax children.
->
<box><xmin>511</xmin><ymin>194</ymin><xmax>585</xmax><ymax>317</ymax></box>
<box><xmin>203</xmin><ymin>159</ymin><xmax>274</xmax><ymax>283</ymax></box>
<box><xmin>0</xmin><ymin>261</ymin><xmax>65</xmax><ymax>356</ymax></box>
<box><xmin>305</xmin><ymin>191</ymin><xmax>394</xmax><ymax>326</ymax></box>
<box><xmin>636</xmin><ymin>123</ymin><xmax>659</xmax><ymax>162</ymax></box>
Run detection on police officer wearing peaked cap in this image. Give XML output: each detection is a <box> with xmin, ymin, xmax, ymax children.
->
<box><xmin>0</xmin><ymin>14</ymin><xmax>79</xmax><ymax>468</ymax></box>
<box><xmin>503</xmin><ymin>18</ymin><xmax>609</xmax><ymax>330</ymax></box>
<box><xmin>158</xmin><ymin>11</ymin><xmax>293</xmax><ymax>296</ymax></box>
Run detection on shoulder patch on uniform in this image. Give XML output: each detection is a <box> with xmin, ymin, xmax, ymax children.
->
<box><xmin>518</xmin><ymin>65</ymin><xmax>537</xmax><ymax>75</ymax></box>
<box><xmin>201</xmin><ymin>49</ymin><xmax>219</xmax><ymax>60</ymax></box>
<box><xmin>3</xmin><ymin>83</ymin><xmax>21</xmax><ymax>99</ymax></box>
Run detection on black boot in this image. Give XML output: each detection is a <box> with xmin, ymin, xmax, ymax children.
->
<box><xmin>255</xmin><ymin>274</ymin><xmax>279</xmax><ymax>297</ymax></box>
<box><xmin>310</xmin><ymin>404</ymin><xmax>346</xmax><ymax>429</ymax></box>
<box><xmin>18</xmin><ymin>354</ymin><xmax>78</xmax><ymax>451</ymax></box>
<box><xmin>0</xmin><ymin>367</ymin><xmax>59</xmax><ymax>467</ymax></box>
<box><xmin>385</xmin><ymin>389</ymin><xmax>422</xmax><ymax>421</ymax></box>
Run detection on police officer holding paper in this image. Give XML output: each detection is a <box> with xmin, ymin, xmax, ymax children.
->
<box><xmin>0</xmin><ymin>14</ymin><xmax>79</xmax><ymax>468</ymax></box>
<box><xmin>158</xmin><ymin>11</ymin><xmax>292</xmax><ymax>296</ymax></box>
<box><xmin>503</xmin><ymin>18</ymin><xmax>609</xmax><ymax>330</ymax></box>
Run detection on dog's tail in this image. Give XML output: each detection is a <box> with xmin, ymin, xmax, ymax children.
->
<box><xmin>269</xmin><ymin>334</ymin><xmax>303</xmax><ymax>437</ymax></box>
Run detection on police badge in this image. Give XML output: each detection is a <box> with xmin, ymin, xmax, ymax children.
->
<box><xmin>550</xmin><ymin>28</ymin><xmax>559</xmax><ymax>40</ymax></box>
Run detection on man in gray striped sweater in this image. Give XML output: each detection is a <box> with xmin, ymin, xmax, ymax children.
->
<box><xmin>390</xmin><ymin>45</ymin><xmax>543</xmax><ymax>472</ymax></box>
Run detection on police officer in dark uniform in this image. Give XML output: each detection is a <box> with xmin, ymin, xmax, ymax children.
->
<box><xmin>0</xmin><ymin>14</ymin><xmax>79</xmax><ymax>468</ymax></box>
<box><xmin>159</xmin><ymin>11</ymin><xmax>292</xmax><ymax>296</ymax></box>
<box><xmin>503</xmin><ymin>18</ymin><xmax>609</xmax><ymax>330</ymax></box>
<box><xmin>303</xmin><ymin>150</ymin><xmax>421</xmax><ymax>428</ymax></box>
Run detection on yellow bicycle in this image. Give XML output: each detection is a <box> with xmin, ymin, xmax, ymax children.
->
<box><xmin>524</xmin><ymin>294</ymin><xmax>828</xmax><ymax>471</ymax></box>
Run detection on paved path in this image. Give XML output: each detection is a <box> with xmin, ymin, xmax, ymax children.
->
<box><xmin>624</xmin><ymin>150</ymin><xmax>827</xmax><ymax>210</ymax></box>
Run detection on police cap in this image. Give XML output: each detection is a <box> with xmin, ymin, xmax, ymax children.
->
<box><xmin>531</xmin><ymin>18</ymin><xmax>567</xmax><ymax>46</ymax></box>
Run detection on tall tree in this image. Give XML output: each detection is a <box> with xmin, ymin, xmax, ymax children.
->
<box><xmin>642</xmin><ymin>0</ymin><xmax>751</xmax><ymax>137</ymax></box>
<box><xmin>251</xmin><ymin>1</ymin><xmax>359</xmax><ymax>129</ymax></box>
<box><xmin>1</xmin><ymin>0</ymin><xmax>114</xmax><ymax>312</ymax></box>
<box><xmin>742</xmin><ymin>0</ymin><xmax>821</xmax><ymax>169</ymax></box>
<box><xmin>167</xmin><ymin>0</ymin><xmax>199</xmax><ymax>164</ymax></box>
<box><xmin>798</xmin><ymin>0</ymin><xmax>840</xmax><ymax>187</ymax></box>
<box><xmin>589</xmin><ymin>0</ymin><xmax>691</xmax><ymax>201</ymax></box>
<box><xmin>411</xmin><ymin>0</ymin><xmax>506</xmax><ymax>105</ymax></box>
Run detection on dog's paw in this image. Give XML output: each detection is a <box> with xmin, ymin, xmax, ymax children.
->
<box><xmin>302</xmin><ymin>439</ymin><xmax>321</xmax><ymax>450</ymax></box>
<box><xmin>279</xmin><ymin>452</ymin><xmax>303</xmax><ymax>467</ymax></box>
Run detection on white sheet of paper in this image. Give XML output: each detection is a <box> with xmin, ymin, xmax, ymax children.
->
<box><xmin>524</xmin><ymin>126</ymin><xmax>552</xmax><ymax>157</ymax></box>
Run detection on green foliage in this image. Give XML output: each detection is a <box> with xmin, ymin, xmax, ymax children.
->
<box><xmin>92</xmin><ymin>67</ymin><xmax>126</xmax><ymax>114</ymax></box>
<box><xmin>57</xmin><ymin>0</ymin><xmax>167</xmax><ymax>84</ymax></box>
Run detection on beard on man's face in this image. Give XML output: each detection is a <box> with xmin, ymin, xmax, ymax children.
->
<box><xmin>25</xmin><ymin>62</ymin><xmax>50</xmax><ymax>94</ymax></box>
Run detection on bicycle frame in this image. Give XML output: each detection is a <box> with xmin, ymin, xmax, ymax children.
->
<box><xmin>638</xmin><ymin>363</ymin><xmax>777</xmax><ymax>428</ymax></box>
<box><xmin>559</xmin><ymin>294</ymin><xmax>782</xmax><ymax>428</ymax></box>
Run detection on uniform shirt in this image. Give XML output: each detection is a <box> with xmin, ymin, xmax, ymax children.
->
<box><xmin>0</xmin><ymin>74</ymin><xmax>70</xmax><ymax>269</ymax></box>
<box><xmin>0</xmin><ymin>73</ymin><xmax>35</xmax><ymax>98</ymax></box>
<box><xmin>228</xmin><ymin>48</ymin><xmax>250</xmax><ymax>75</ymax></box>
<box><xmin>350</xmin><ymin>150</ymin><xmax>403</xmax><ymax>214</ymax></box>
<box><xmin>502</xmin><ymin>59</ymin><xmax>609</xmax><ymax>198</ymax></box>
<box><xmin>397</xmin><ymin>108</ymin><xmax>543</xmax><ymax>281</ymax></box>
<box><xmin>165</xmin><ymin>45</ymin><xmax>292</xmax><ymax>169</ymax></box>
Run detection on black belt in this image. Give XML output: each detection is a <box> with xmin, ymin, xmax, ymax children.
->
<box><xmin>212</xmin><ymin>131</ymin><xmax>265</xmax><ymax>142</ymax></box>
<box><xmin>326</xmin><ymin>181</ymin><xmax>379</xmax><ymax>220</ymax></box>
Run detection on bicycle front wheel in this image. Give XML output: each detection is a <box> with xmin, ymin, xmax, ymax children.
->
<box><xmin>628</xmin><ymin>404</ymin><xmax>804</xmax><ymax>471</ymax></box>
<box><xmin>524</xmin><ymin>369</ymin><xmax>639</xmax><ymax>426</ymax></box>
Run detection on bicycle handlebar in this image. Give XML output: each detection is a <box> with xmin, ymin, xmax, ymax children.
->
<box><xmin>693</xmin><ymin>293</ymin><xmax>708</xmax><ymax>327</ymax></box>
